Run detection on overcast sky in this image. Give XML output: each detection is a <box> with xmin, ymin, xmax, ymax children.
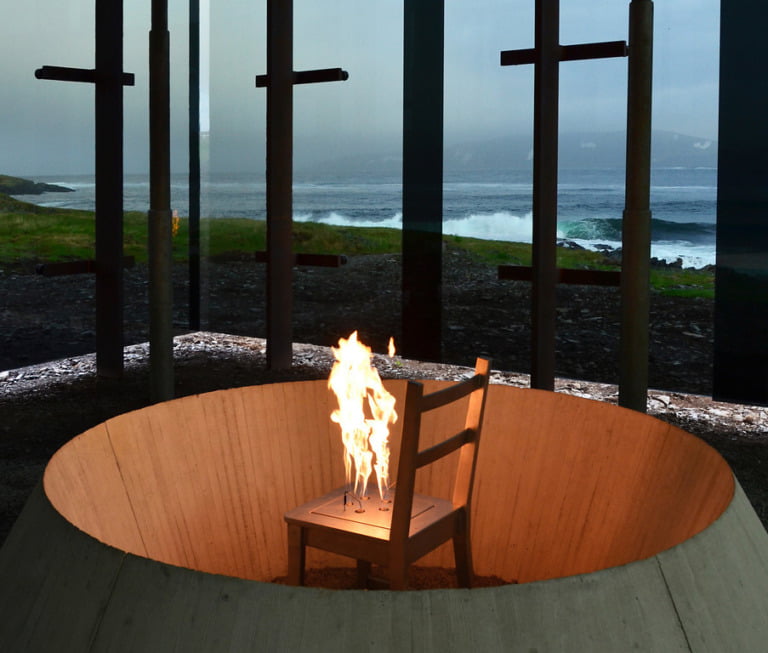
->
<box><xmin>1</xmin><ymin>0</ymin><xmax>719</xmax><ymax>176</ymax></box>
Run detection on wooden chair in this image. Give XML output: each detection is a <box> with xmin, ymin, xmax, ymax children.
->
<box><xmin>284</xmin><ymin>357</ymin><xmax>491</xmax><ymax>590</ymax></box>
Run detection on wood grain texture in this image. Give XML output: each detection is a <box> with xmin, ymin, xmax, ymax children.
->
<box><xmin>41</xmin><ymin>382</ymin><xmax>733</xmax><ymax>583</ymax></box>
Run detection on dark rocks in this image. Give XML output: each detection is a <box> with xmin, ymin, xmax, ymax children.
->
<box><xmin>0</xmin><ymin>250</ymin><xmax>716</xmax><ymax>396</ymax></box>
<box><xmin>651</xmin><ymin>256</ymin><xmax>683</xmax><ymax>268</ymax></box>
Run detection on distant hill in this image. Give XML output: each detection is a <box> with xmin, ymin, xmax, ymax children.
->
<box><xmin>447</xmin><ymin>130</ymin><xmax>717</xmax><ymax>171</ymax></box>
<box><xmin>298</xmin><ymin>131</ymin><xmax>717</xmax><ymax>178</ymax></box>
<box><xmin>0</xmin><ymin>174</ymin><xmax>73</xmax><ymax>195</ymax></box>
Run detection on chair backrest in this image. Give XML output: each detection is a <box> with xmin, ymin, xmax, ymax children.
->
<box><xmin>389</xmin><ymin>357</ymin><xmax>492</xmax><ymax>543</ymax></box>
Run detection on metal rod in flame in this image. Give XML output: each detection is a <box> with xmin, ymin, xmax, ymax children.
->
<box><xmin>328</xmin><ymin>332</ymin><xmax>397</xmax><ymax>500</ymax></box>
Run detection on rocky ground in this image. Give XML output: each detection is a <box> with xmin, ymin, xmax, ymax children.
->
<box><xmin>1</xmin><ymin>249</ymin><xmax>715</xmax><ymax>394</ymax></box>
<box><xmin>1</xmin><ymin>251</ymin><xmax>766</xmax><ymax>547</ymax></box>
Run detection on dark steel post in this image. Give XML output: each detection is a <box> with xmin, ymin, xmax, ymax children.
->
<box><xmin>530</xmin><ymin>0</ymin><xmax>560</xmax><ymax>390</ymax></box>
<box><xmin>189</xmin><ymin>0</ymin><xmax>201</xmax><ymax>330</ymax></box>
<box><xmin>265</xmin><ymin>0</ymin><xmax>294</xmax><ymax>369</ymax></box>
<box><xmin>149</xmin><ymin>0</ymin><xmax>174</xmax><ymax>400</ymax></box>
<box><xmin>94</xmin><ymin>0</ymin><xmax>125</xmax><ymax>378</ymax></box>
<box><xmin>402</xmin><ymin>0</ymin><xmax>444</xmax><ymax>362</ymax></box>
<box><xmin>619</xmin><ymin>0</ymin><xmax>653</xmax><ymax>411</ymax></box>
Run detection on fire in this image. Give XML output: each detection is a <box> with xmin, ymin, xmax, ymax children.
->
<box><xmin>328</xmin><ymin>332</ymin><xmax>397</xmax><ymax>501</ymax></box>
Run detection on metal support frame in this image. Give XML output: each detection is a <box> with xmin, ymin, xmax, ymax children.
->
<box><xmin>499</xmin><ymin>266</ymin><xmax>620</xmax><ymax>286</ymax></box>
<box><xmin>149</xmin><ymin>0</ymin><xmax>174</xmax><ymax>402</ymax></box>
<box><xmin>401</xmin><ymin>0</ymin><xmax>445</xmax><ymax>362</ymax></box>
<box><xmin>35</xmin><ymin>0</ymin><xmax>134</xmax><ymax>379</ymax></box>
<box><xmin>500</xmin><ymin>0</ymin><xmax>627</xmax><ymax>390</ymax></box>
<box><xmin>36</xmin><ymin>257</ymin><xmax>135</xmax><ymax>277</ymax></box>
<box><xmin>189</xmin><ymin>0</ymin><xmax>201</xmax><ymax>331</ymax></box>
<box><xmin>258</xmin><ymin>0</ymin><xmax>348</xmax><ymax>369</ymax></box>
<box><xmin>619</xmin><ymin>0</ymin><xmax>654</xmax><ymax>411</ymax></box>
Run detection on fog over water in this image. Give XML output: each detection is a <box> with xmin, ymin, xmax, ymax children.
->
<box><xmin>1</xmin><ymin>1</ymin><xmax>719</xmax><ymax>176</ymax></box>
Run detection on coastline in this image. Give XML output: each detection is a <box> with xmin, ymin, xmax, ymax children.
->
<box><xmin>10</xmin><ymin>165</ymin><xmax>718</xmax><ymax>271</ymax></box>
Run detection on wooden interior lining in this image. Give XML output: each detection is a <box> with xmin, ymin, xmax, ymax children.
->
<box><xmin>43</xmin><ymin>381</ymin><xmax>734</xmax><ymax>584</ymax></box>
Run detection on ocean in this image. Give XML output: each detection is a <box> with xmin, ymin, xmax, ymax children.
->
<box><xmin>27</xmin><ymin>167</ymin><xmax>716</xmax><ymax>269</ymax></box>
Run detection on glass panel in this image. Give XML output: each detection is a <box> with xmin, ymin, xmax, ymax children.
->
<box><xmin>0</xmin><ymin>1</ymin><xmax>722</xmax><ymax>398</ymax></box>
<box><xmin>1</xmin><ymin>1</ymin><xmax>98</xmax><ymax>369</ymax></box>
<box><xmin>714</xmin><ymin>0</ymin><xmax>768</xmax><ymax>405</ymax></box>
<box><xmin>291</xmin><ymin>1</ymin><xmax>403</xmax><ymax>352</ymax></box>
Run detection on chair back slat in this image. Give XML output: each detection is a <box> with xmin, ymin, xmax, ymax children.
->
<box><xmin>389</xmin><ymin>380</ymin><xmax>427</xmax><ymax>545</ymax></box>
<box><xmin>419</xmin><ymin>373</ymin><xmax>485</xmax><ymax>413</ymax></box>
<box><xmin>391</xmin><ymin>358</ymin><xmax>491</xmax><ymax>543</ymax></box>
<box><xmin>415</xmin><ymin>428</ymin><xmax>472</xmax><ymax>468</ymax></box>
<box><xmin>285</xmin><ymin>357</ymin><xmax>491</xmax><ymax>589</ymax></box>
<box><xmin>451</xmin><ymin>358</ymin><xmax>491</xmax><ymax>508</ymax></box>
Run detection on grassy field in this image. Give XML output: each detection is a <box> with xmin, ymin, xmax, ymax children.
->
<box><xmin>0</xmin><ymin>192</ymin><xmax>714</xmax><ymax>298</ymax></box>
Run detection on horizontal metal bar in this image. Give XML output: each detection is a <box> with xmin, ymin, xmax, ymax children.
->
<box><xmin>294</xmin><ymin>252</ymin><xmax>348</xmax><ymax>267</ymax></box>
<box><xmin>36</xmin><ymin>256</ymin><xmax>135</xmax><ymax>277</ymax></box>
<box><xmin>254</xmin><ymin>251</ymin><xmax>348</xmax><ymax>267</ymax></box>
<box><xmin>501</xmin><ymin>40</ymin><xmax>627</xmax><ymax>66</ymax></box>
<box><xmin>560</xmin><ymin>41</ymin><xmax>627</xmax><ymax>62</ymax></box>
<box><xmin>415</xmin><ymin>429</ymin><xmax>473</xmax><ymax>469</ymax></box>
<box><xmin>498</xmin><ymin>265</ymin><xmax>621</xmax><ymax>286</ymax></box>
<box><xmin>294</xmin><ymin>67</ymin><xmax>349</xmax><ymax>84</ymax></box>
<box><xmin>255</xmin><ymin>67</ymin><xmax>349</xmax><ymax>88</ymax></box>
<box><xmin>35</xmin><ymin>65</ymin><xmax>135</xmax><ymax>86</ymax></box>
<box><xmin>500</xmin><ymin>48</ymin><xmax>536</xmax><ymax>66</ymax></box>
<box><xmin>35</xmin><ymin>66</ymin><xmax>96</xmax><ymax>83</ymax></box>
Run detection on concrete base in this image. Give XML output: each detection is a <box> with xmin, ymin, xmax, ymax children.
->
<box><xmin>1</xmin><ymin>382</ymin><xmax>767</xmax><ymax>651</ymax></box>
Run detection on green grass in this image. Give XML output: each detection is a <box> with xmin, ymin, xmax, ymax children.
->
<box><xmin>648</xmin><ymin>267</ymin><xmax>715</xmax><ymax>299</ymax></box>
<box><xmin>0</xmin><ymin>175</ymin><xmax>37</xmax><ymax>193</ymax></box>
<box><xmin>0</xmin><ymin>193</ymin><xmax>714</xmax><ymax>298</ymax></box>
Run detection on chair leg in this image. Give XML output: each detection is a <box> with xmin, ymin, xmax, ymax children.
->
<box><xmin>453</xmin><ymin>511</ymin><xmax>473</xmax><ymax>588</ymax></box>
<box><xmin>287</xmin><ymin>524</ymin><xmax>306</xmax><ymax>586</ymax></box>
<box><xmin>356</xmin><ymin>559</ymin><xmax>372</xmax><ymax>588</ymax></box>
<box><xmin>388</xmin><ymin>546</ymin><xmax>409</xmax><ymax>590</ymax></box>
<box><xmin>389</xmin><ymin>565</ymin><xmax>409</xmax><ymax>591</ymax></box>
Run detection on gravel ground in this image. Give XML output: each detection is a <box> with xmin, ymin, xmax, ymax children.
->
<box><xmin>1</xmin><ymin>252</ymin><xmax>766</xmax><ymax>547</ymax></box>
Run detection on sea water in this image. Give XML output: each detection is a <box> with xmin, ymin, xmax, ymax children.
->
<box><xmin>27</xmin><ymin>167</ymin><xmax>716</xmax><ymax>269</ymax></box>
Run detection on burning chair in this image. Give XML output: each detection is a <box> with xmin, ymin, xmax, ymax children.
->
<box><xmin>284</xmin><ymin>356</ymin><xmax>491</xmax><ymax>589</ymax></box>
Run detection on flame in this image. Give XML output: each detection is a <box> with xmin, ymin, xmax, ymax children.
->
<box><xmin>388</xmin><ymin>336</ymin><xmax>396</xmax><ymax>358</ymax></box>
<box><xmin>171</xmin><ymin>210</ymin><xmax>180</xmax><ymax>237</ymax></box>
<box><xmin>329</xmin><ymin>332</ymin><xmax>397</xmax><ymax>500</ymax></box>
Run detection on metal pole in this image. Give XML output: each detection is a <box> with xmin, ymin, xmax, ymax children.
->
<box><xmin>189</xmin><ymin>0</ymin><xmax>201</xmax><ymax>330</ymax></box>
<box><xmin>530</xmin><ymin>0</ymin><xmax>560</xmax><ymax>390</ymax></box>
<box><xmin>94</xmin><ymin>0</ymin><xmax>125</xmax><ymax>378</ymax></box>
<box><xmin>401</xmin><ymin>0</ymin><xmax>444</xmax><ymax>362</ymax></box>
<box><xmin>149</xmin><ymin>0</ymin><xmax>174</xmax><ymax>400</ymax></box>
<box><xmin>265</xmin><ymin>0</ymin><xmax>294</xmax><ymax>369</ymax></box>
<box><xmin>619</xmin><ymin>0</ymin><xmax>653</xmax><ymax>411</ymax></box>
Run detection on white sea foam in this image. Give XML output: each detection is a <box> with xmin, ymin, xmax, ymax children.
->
<box><xmin>294</xmin><ymin>210</ymin><xmax>715</xmax><ymax>268</ymax></box>
<box><xmin>649</xmin><ymin>242</ymin><xmax>715</xmax><ymax>268</ymax></box>
<box><xmin>444</xmin><ymin>211</ymin><xmax>534</xmax><ymax>242</ymax></box>
<box><xmin>27</xmin><ymin>171</ymin><xmax>718</xmax><ymax>269</ymax></box>
<box><xmin>295</xmin><ymin>211</ymin><xmax>404</xmax><ymax>230</ymax></box>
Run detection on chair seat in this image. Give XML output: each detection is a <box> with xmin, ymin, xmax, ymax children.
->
<box><xmin>284</xmin><ymin>357</ymin><xmax>491</xmax><ymax>588</ymax></box>
<box><xmin>285</xmin><ymin>486</ymin><xmax>455</xmax><ymax>541</ymax></box>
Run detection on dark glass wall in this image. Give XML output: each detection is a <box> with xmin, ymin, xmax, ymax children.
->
<box><xmin>714</xmin><ymin>0</ymin><xmax>768</xmax><ymax>405</ymax></box>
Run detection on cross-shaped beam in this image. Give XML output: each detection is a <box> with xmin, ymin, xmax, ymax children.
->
<box><xmin>256</xmin><ymin>0</ymin><xmax>348</xmax><ymax>370</ymax></box>
<box><xmin>35</xmin><ymin>0</ymin><xmax>135</xmax><ymax>379</ymax></box>
<box><xmin>500</xmin><ymin>0</ymin><xmax>627</xmax><ymax>391</ymax></box>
